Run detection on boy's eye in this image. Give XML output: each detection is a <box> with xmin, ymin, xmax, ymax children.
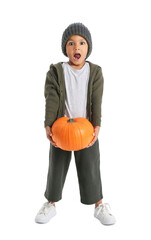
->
<box><xmin>69</xmin><ymin>42</ymin><xmax>74</xmax><ymax>46</ymax></box>
<box><xmin>80</xmin><ymin>41</ymin><xmax>85</xmax><ymax>45</ymax></box>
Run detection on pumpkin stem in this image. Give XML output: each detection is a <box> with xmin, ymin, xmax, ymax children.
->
<box><xmin>67</xmin><ymin>118</ymin><xmax>74</xmax><ymax>123</ymax></box>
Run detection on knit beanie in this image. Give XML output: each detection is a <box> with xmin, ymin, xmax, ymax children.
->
<box><xmin>61</xmin><ymin>22</ymin><xmax>92</xmax><ymax>59</ymax></box>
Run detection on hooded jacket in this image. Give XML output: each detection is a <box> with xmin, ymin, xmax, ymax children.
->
<box><xmin>44</xmin><ymin>61</ymin><xmax>104</xmax><ymax>128</ymax></box>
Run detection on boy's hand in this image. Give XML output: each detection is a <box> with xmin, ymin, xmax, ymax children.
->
<box><xmin>45</xmin><ymin>126</ymin><xmax>58</xmax><ymax>148</ymax></box>
<box><xmin>87</xmin><ymin>126</ymin><xmax>100</xmax><ymax>148</ymax></box>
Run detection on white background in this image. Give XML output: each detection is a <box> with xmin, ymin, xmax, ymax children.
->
<box><xmin>0</xmin><ymin>0</ymin><xmax>151</xmax><ymax>239</ymax></box>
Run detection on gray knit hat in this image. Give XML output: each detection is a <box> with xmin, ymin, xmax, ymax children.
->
<box><xmin>61</xmin><ymin>22</ymin><xmax>92</xmax><ymax>59</ymax></box>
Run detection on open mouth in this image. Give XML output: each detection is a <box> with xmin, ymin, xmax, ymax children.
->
<box><xmin>74</xmin><ymin>53</ymin><xmax>81</xmax><ymax>60</ymax></box>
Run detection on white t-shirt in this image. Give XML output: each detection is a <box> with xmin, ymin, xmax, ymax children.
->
<box><xmin>62</xmin><ymin>62</ymin><xmax>90</xmax><ymax>119</ymax></box>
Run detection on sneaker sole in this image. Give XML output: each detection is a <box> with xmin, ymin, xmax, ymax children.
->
<box><xmin>94</xmin><ymin>214</ymin><xmax>116</xmax><ymax>225</ymax></box>
<box><xmin>35</xmin><ymin>211</ymin><xmax>57</xmax><ymax>224</ymax></box>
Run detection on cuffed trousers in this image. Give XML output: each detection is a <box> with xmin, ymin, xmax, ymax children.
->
<box><xmin>44</xmin><ymin>139</ymin><xmax>103</xmax><ymax>205</ymax></box>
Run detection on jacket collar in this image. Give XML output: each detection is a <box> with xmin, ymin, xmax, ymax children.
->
<box><xmin>50</xmin><ymin>61</ymin><xmax>98</xmax><ymax>80</ymax></box>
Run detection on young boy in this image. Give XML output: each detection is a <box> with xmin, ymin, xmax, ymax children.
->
<box><xmin>35</xmin><ymin>23</ymin><xmax>116</xmax><ymax>225</ymax></box>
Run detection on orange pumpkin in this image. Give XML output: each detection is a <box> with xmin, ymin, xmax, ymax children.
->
<box><xmin>51</xmin><ymin>117</ymin><xmax>94</xmax><ymax>151</ymax></box>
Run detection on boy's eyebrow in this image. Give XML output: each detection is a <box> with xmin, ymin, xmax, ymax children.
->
<box><xmin>67</xmin><ymin>38</ymin><xmax>86</xmax><ymax>42</ymax></box>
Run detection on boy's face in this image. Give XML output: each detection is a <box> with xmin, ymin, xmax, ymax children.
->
<box><xmin>66</xmin><ymin>35</ymin><xmax>88</xmax><ymax>69</ymax></box>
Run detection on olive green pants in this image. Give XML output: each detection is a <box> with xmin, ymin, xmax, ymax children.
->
<box><xmin>44</xmin><ymin>139</ymin><xmax>103</xmax><ymax>204</ymax></box>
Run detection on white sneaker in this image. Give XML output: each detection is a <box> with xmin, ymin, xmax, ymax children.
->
<box><xmin>35</xmin><ymin>202</ymin><xmax>56</xmax><ymax>224</ymax></box>
<box><xmin>94</xmin><ymin>203</ymin><xmax>116</xmax><ymax>225</ymax></box>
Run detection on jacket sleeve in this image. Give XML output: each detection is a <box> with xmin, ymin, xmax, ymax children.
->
<box><xmin>92</xmin><ymin>66</ymin><xmax>104</xmax><ymax>127</ymax></box>
<box><xmin>44</xmin><ymin>69</ymin><xmax>60</xmax><ymax>128</ymax></box>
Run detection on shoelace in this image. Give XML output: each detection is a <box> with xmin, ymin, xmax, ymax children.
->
<box><xmin>96</xmin><ymin>203</ymin><xmax>112</xmax><ymax>217</ymax></box>
<box><xmin>39</xmin><ymin>202</ymin><xmax>53</xmax><ymax>215</ymax></box>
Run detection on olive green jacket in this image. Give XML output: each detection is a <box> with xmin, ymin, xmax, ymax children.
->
<box><xmin>44</xmin><ymin>61</ymin><xmax>104</xmax><ymax>128</ymax></box>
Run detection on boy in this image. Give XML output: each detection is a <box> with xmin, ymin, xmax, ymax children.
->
<box><xmin>35</xmin><ymin>23</ymin><xmax>116</xmax><ymax>225</ymax></box>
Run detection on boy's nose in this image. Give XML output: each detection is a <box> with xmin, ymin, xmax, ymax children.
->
<box><xmin>74</xmin><ymin>44</ymin><xmax>80</xmax><ymax>50</ymax></box>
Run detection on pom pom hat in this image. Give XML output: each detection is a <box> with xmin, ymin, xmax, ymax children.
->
<box><xmin>61</xmin><ymin>22</ymin><xmax>92</xmax><ymax>59</ymax></box>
